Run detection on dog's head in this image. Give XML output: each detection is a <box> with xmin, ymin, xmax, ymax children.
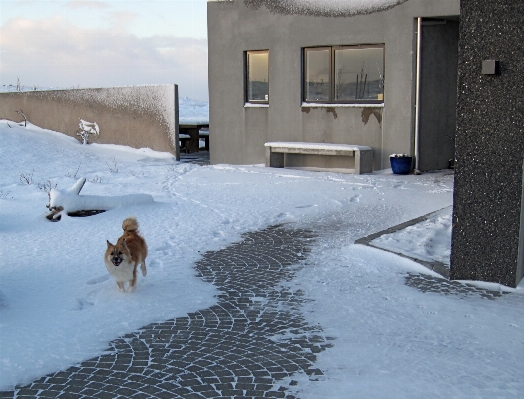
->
<box><xmin>106</xmin><ymin>239</ymin><xmax>129</xmax><ymax>267</ymax></box>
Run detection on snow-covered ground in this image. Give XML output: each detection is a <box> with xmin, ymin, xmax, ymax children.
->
<box><xmin>371</xmin><ymin>206</ymin><xmax>452</xmax><ymax>266</ymax></box>
<box><xmin>178</xmin><ymin>97</ymin><xmax>209</xmax><ymax>124</ymax></box>
<box><xmin>0</xmin><ymin>121</ymin><xmax>523</xmax><ymax>397</ymax></box>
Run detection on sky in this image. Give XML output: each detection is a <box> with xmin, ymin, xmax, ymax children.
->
<box><xmin>0</xmin><ymin>0</ymin><xmax>209</xmax><ymax>100</ymax></box>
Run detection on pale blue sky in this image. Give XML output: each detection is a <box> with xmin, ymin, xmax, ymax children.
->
<box><xmin>0</xmin><ymin>0</ymin><xmax>209</xmax><ymax>100</ymax></box>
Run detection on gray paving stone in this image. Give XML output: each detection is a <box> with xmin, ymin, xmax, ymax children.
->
<box><xmin>405</xmin><ymin>272</ymin><xmax>508</xmax><ymax>299</ymax></box>
<box><xmin>0</xmin><ymin>225</ymin><xmax>327</xmax><ymax>398</ymax></box>
<box><xmin>130</xmin><ymin>393</ymin><xmax>155</xmax><ymax>399</ymax></box>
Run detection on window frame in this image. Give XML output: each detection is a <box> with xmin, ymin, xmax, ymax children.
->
<box><xmin>245</xmin><ymin>49</ymin><xmax>270</xmax><ymax>104</ymax></box>
<box><xmin>303</xmin><ymin>46</ymin><xmax>332</xmax><ymax>103</ymax></box>
<box><xmin>303</xmin><ymin>44</ymin><xmax>385</xmax><ymax>105</ymax></box>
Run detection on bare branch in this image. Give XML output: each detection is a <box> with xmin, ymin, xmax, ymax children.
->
<box><xmin>15</xmin><ymin>110</ymin><xmax>27</xmax><ymax>127</ymax></box>
<box><xmin>20</xmin><ymin>169</ymin><xmax>34</xmax><ymax>185</ymax></box>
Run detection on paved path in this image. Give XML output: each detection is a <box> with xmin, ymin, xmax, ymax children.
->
<box><xmin>1</xmin><ymin>224</ymin><xmax>331</xmax><ymax>399</ymax></box>
<box><xmin>1</xmin><ymin>220</ymin><xmax>506</xmax><ymax>399</ymax></box>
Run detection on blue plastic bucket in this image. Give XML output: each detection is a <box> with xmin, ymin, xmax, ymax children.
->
<box><xmin>390</xmin><ymin>156</ymin><xmax>412</xmax><ymax>175</ymax></box>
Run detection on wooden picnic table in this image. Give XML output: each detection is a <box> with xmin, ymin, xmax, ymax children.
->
<box><xmin>179</xmin><ymin>123</ymin><xmax>209</xmax><ymax>153</ymax></box>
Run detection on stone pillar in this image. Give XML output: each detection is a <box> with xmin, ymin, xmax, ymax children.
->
<box><xmin>451</xmin><ymin>0</ymin><xmax>524</xmax><ymax>287</ymax></box>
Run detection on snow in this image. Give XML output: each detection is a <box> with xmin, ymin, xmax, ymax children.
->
<box><xmin>237</xmin><ymin>0</ymin><xmax>407</xmax><ymax>16</ymax></box>
<box><xmin>244</xmin><ymin>103</ymin><xmax>270</xmax><ymax>108</ymax></box>
<box><xmin>178</xmin><ymin>97</ymin><xmax>209</xmax><ymax>124</ymax></box>
<box><xmin>291</xmin><ymin>0</ymin><xmax>404</xmax><ymax>12</ymax></box>
<box><xmin>265</xmin><ymin>142</ymin><xmax>369</xmax><ymax>151</ymax></box>
<box><xmin>1</xmin><ymin>120</ymin><xmax>523</xmax><ymax>397</ymax></box>
<box><xmin>291</xmin><ymin>244</ymin><xmax>524</xmax><ymax>398</ymax></box>
<box><xmin>48</xmin><ymin>177</ymin><xmax>154</xmax><ymax>217</ymax></box>
<box><xmin>302</xmin><ymin>102</ymin><xmax>384</xmax><ymax>108</ymax></box>
<box><xmin>371</xmin><ymin>206</ymin><xmax>452</xmax><ymax>265</ymax></box>
<box><xmin>0</xmin><ymin>86</ymin><xmax>210</xmax><ymax>125</ymax></box>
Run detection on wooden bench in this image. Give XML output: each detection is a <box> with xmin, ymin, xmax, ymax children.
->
<box><xmin>264</xmin><ymin>142</ymin><xmax>373</xmax><ymax>174</ymax></box>
<box><xmin>199</xmin><ymin>129</ymin><xmax>209</xmax><ymax>151</ymax></box>
<box><xmin>179</xmin><ymin>134</ymin><xmax>191</xmax><ymax>153</ymax></box>
<box><xmin>179</xmin><ymin>123</ymin><xmax>209</xmax><ymax>153</ymax></box>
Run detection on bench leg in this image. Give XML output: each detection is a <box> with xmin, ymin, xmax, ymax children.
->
<box><xmin>265</xmin><ymin>147</ymin><xmax>285</xmax><ymax>168</ymax></box>
<box><xmin>355</xmin><ymin>149</ymin><xmax>373</xmax><ymax>174</ymax></box>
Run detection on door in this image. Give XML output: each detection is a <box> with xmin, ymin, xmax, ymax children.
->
<box><xmin>417</xmin><ymin>17</ymin><xmax>459</xmax><ymax>172</ymax></box>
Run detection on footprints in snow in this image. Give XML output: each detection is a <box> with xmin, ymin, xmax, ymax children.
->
<box><xmin>294</xmin><ymin>195</ymin><xmax>360</xmax><ymax>208</ymax></box>
<box><xmin>73</xmin><ymin>290</ymin><xmax>97</xmax><ymax>311</ymax></box>
<box><xmin>75</xmin><ymin>275</ymin><xmax>110</xmax><ymax>311</ymax></box>
<box><xmin>350</xmin><ymin>194</ymin><xmax>361</xmax><ymax>203</ymax></box>
<box><xmin>86</xmin><ymin>275</ymin><xmax>110</xmax><ymax>285</ymax></box>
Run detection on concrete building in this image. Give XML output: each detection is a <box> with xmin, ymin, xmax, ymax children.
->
<box><xmin>207</xmin><ymin>0</ymin><xmax>460</xmax><ymax>172</ymax></box>
<box><xmin>450</xmin><ymin>0</ymin><xmax>524</xmax><ymax>288</ymax></box>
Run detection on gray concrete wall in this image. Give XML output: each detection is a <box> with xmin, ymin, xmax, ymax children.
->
<box><xmin>207</xmin><ymin>0</ymin><xmax>459</xmax><ymax>170</ymax></box>
<box><xmin>0</xmin><ymin>85</ymin><xmax>179</xmax><ymax>158</ymax></box>
<box><xmin>450</xmin><ymin>0</ymin><xmax>524</xmax><ymax>287</ymax></box>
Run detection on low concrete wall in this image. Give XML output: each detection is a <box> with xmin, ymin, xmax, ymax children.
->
<box><xmin>0</xmin><ymin>85</ymin><xmax>180</xmax><ymax>159</ymax></box>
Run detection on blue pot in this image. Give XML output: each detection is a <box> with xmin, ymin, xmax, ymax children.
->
<box><xmin>390</xmin><ymin>156</ymin><xmax>412</xmax><ymax>174</ymax></box>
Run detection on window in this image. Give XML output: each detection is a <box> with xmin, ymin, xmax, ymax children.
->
<box><xmin>246</xmin><ymin>50</ymin><xmax>269</xmax><ymax>103</ymax></box>
<box><xmin>304</xmin><ymin>45</ymin><xmax>384</xmax><ymax>104</ymax></box>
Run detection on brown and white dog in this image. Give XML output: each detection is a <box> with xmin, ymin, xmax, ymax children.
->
<box><xmin>105</xmin><ymin>217</ymin><xmax>148</xmax><ymax>292</ymax></box>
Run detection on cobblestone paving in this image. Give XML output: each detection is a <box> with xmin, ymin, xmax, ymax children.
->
<box><xmin>0</xmin><ymin>224</ymin><xmax>332</xmax><ymax>399</ymax></box>
<box><xmin>1</xmin><ymin>217</ymin><xmax>511</xmax><ymax>399</ymax></box>
<box><xmin>405</xmin><ymin>272</ymin><xmax>508</xmax><ymax>300</ymax></box>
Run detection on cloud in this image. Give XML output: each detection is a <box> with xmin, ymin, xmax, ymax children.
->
<box><xmin>65</xmin><ymin>1</ymin><xmax>109</xmax><ymax>10</ymax></box>
<box><xmin>0</xmin><ymin>16</ymin><xmax>209</xmax><ymax>100</ymax></box>
<box><xmin>108</xmin><ymin>10</ymin><xmax>139</xmax><ymax>34</ymax></box>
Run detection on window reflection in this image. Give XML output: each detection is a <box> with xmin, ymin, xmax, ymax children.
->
<box><xmin>334</xmin><ymin>47</ymin><xmax>384</xmax><ymax>101</ymax></box>
<box><xmin>305</xmin><ymin>48</ymin><xmax>330</xmax><ymax>102</ymax></box>
<box><xmin>247</xmin><ymin>51</ymin><xmax>269</xmax><ymax>102</ymax></box>
<box><xmin>304</xmin><ymin>45</ymin><xmax>384</xmax><ymax>103</ymax></box>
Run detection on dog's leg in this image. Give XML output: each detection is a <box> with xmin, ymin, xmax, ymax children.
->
<box><xmin>128</xmin><ymin>267</ymin><xmax>138</xmax><ymax>293</ymax></box>
<box><xmin>117</xmin><ymin>281</ymin><xmax>125</xmax><ymax>292</ymax></box>
<box><xmin>140</xmin><ymin>259</ymin><xmax>147</xmax><ymax>277</ymax></box>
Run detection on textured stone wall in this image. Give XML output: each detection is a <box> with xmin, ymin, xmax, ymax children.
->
<box><xmin>450</xmin><ymin>1</ymin><xmax>524</xmax><ymax>287</ymax></box>
<box><xmin>0</xmin><ymin>85</ymin><xmax>179</xmax><ymax>158</ymax></box>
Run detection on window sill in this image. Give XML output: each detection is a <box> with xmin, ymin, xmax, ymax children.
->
<box><xmin>302</xmin><ymin>102</ymin><xmax>384</xmax><ymax>108</ymax></box>
<box><xmin>244</xmin><ymin>103</ymin><xmax>269</xmax><ymax>108</ymax></box>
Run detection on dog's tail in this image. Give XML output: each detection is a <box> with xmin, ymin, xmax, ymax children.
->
<box><xmin>122</xmin><ymin>217</ymin><xmax>139</xmax><ymax>234</ymax></box>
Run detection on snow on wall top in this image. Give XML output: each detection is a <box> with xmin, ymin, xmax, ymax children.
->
<box><xmin>1</xmin><ymin>85</ymin><xmax>208</xmax><ymax>125</ymax></box>
<box><xmin>3</xmin><ymin>85</ymin><xmax>177</xmax><ymax>136</ymax></box>
<box><xmin>242</xmin><ymin>0</ymin><xmax>408</xmax><ymax>17</ymax></box>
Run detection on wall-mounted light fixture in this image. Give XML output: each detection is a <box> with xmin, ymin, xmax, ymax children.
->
<box><xmin>482</xmin><ymin>60</ymin><xmax>500</xmax><ymax>75</ymax></box>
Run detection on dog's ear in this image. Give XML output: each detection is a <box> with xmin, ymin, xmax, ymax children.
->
<box><xmin>106</xmin><ymin>240</ymin><xmax>113</xmax><ymax>248</ymax></box>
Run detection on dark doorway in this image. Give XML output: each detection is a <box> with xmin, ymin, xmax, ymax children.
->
<box><xmin>417</xmin><ymin>17</ymin><xmax>459</xmax><ymax>171</ymax></box>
